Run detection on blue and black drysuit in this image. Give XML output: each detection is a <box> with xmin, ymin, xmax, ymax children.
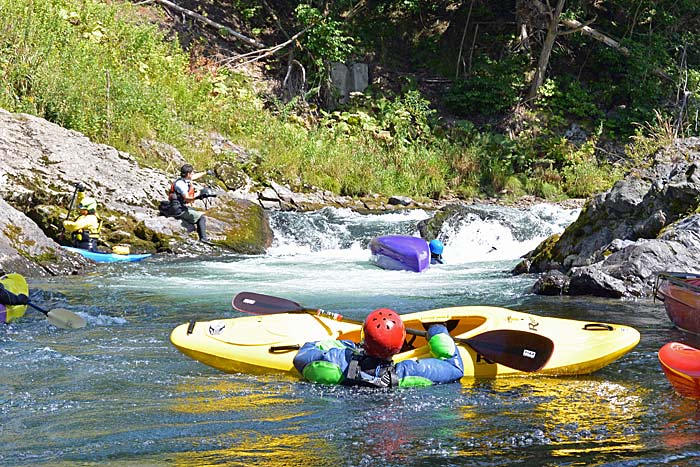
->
<box><xmin>293</xmin><ymin>324</ymin><xmax>464</xmax><ymax>388</ymax></box>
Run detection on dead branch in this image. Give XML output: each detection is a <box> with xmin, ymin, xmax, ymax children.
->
<box><xmin>283</xmin><ymin>56</ymin><xmax>307</xmax><ymax>100</ymax></box>
<box><xmin>221</xmin><ymin>27</ymin><xmax>309</xmax><ymax>69</ymax></box>
<box><xmin>561</xmin><ymin>18</ymin><xmax>671</xmax><ymax>80</ymax></box>
<box><xmin>560</xmin><ymin>18</ymin><xmax>627</xmax><ymax>51</ymax></box>
<box><xmin>345</xmin><ymin>0</ymin><xmax>368</xmax><ymax>20</ymax></box>
<box><xmin>456</xmin><ymin>0</ymin><xmax>475</xmax><ymax>80</ymax></box>
<box><xmin>153</xmin><ymin>0</ymin><xmax>266</xmax><ymax>49</ymax></box>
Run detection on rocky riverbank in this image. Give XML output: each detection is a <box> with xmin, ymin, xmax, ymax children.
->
<box><xmin>3</xmin><ymin>107</ymin><xmax>698</xmax><ymax>298</ymax></box>
<box><xmin>513</xmin><ymin>137</ymin><xmax>700</xmax><ymax>298</ymax></box>
<box><xmin>0</xmin><ymin>108</ymin><xmax>448</xmax><ymax>276</ymax></box>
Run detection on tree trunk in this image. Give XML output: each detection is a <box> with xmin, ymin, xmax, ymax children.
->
<box><xmin>527</xmin><ymin>0</ymin><xmax>566</xmax><ymax>101</ymax></box>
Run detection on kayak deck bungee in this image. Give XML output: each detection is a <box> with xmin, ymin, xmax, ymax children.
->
<box><xmin>170</xmin><ymin>305</ymin><xmax>640</xmax><ymax>378</ymax></box>
<box><xmin>0</xmin><ymin>273</ymin><xmax>29</xmax><ymax>324</ymax></box>
<box><xmin>62</xmin><ymin>246</ymin><xmax>151</xmax><ymax>263</ymax></box>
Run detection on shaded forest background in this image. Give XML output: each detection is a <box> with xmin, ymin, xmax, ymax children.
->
<box><xmin>1</xmin><ymin>0</ymin><xmax>699</xmax><ymax>201</ymax></box>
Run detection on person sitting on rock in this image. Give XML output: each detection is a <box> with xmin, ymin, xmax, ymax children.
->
<box><xmin>166</xmin><ymin>164</ymin><xmax>210</xmax><ymax>242</ymax></box>
<box><xmin>62</xmin><ymin>186</ymin><xmax>101</xmax><ymax>251</ymax></box>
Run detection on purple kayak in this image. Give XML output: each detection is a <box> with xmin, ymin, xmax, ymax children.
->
<box><xmin>369</xmin><ymin>235</ymin><xmax>430</xmax><ymax>272</ymax></box>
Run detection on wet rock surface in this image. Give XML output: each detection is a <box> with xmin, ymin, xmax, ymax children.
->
<box><xmin>518</xmin><ymin>138</ymin><xmax>700</xmax><ymax>297</ymax></box>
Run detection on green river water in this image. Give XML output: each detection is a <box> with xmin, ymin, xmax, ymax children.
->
<box><xmin>1</xmin><ymin>206</ymin><xmax>698</xmax><ymax>467</ymax></box>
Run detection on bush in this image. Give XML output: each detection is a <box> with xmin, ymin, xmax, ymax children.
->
<box><xmin>443</xmin><ymin>55</ymin><xmax>526</xmax><ymax>117</ymax></box>
<box><xmin>535</xmin><ymin>77</ymin><xmax>604</xmax><ymax>122</ymax></box>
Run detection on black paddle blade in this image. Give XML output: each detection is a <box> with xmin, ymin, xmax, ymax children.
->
<box><xmin>461</xmin><ymin>329</ymin><xmax>554</xmax><ymax>373</ymax></box>
<box><xmin>232</xmin><ymin>292</ymin><xmax>303</xmax><ymax>314</ymax></box>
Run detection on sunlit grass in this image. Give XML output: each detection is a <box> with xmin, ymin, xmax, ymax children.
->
<box><xmin>0</xmin><ymin>0</ymin><xmax>628</xmax><ymax>200</ymax></box>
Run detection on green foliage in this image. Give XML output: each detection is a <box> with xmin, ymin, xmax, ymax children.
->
<box><xmin>294</xmin><ymin>4</ymin><xmax>354</xmax><ymax>75</ymax></box>
<box><xmin>319</xmin><ymin>90</ymin><xmax>437</xmax><ymax>151</ymax></box>
<box><xmin>231</xmin><ymin>1</ymin><xmax>262</xmax><ymax>21</ymax></box>
<box><xmin>578</xmin><ymin>40</ymin><xmax>674</xmax><ymax>138</ymax></box>
<box><xmin>625</xmin><ymin>110</ymin><xmax>675</xmax><ymax>165</ymax></box>
<box><xmin>535</xmin><ymin>77</ymin><xmax>604</xmax><ymax>122</ymax></box>
<box><xmin>0</xmin><ymin>0</ymin><xmax>255</xmax><ymax>166</ymax></box>
<box><xmin>444</xmin><ymin>55</ymin><xmax>526</xmax><ymax>117</ymax></box>
<box><xmin>2</xmin><ymin>0</ymin><xmax>696</xmax><ymax>205</ymax></box>
<box><xmin>558</xmin><ymin>137</ymin><xmax>624</xmax><ymax>198</ymax></box>
<box><xmin>524</xmin><ymin>177</ymin><xmax>562</xmax><ymax>200</ymax></box>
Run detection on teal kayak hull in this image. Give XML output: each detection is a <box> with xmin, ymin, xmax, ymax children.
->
<box><xmin>62</xmin><ymin>246</ymin><xmax>151</xmax><ymax>263</ymax></box>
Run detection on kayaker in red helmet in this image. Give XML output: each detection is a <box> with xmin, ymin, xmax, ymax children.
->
<box><xmin>293</xmin><ymin>308</ymin><xmax>464</xmax><ymax>388</ymax></box>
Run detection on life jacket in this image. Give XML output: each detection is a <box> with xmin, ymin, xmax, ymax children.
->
<box><xmin>70</xmin><ymin>214</ymin><xmax>102</xmax><ymax>251</ymax></box>
<box><xmin>345</xmin><ymin>353</ymin><xmax>399</xmax><ymax>388</ymax></box>
<box><xmin>163</xmin><ymin>177</ymin><xmax>195</xmax><ymax>217</ymax></box>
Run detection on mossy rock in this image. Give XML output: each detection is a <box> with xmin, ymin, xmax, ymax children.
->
<box><xmin>515</xmin><ymin>233</ymin><xmax>562</xmax><ymax>273</ymax></box>
<box><xmin>214</xmin><ymin>162</ymin><xmax>249</xmax><ymax>191</ymax></box>
<box><xmin>417</xmin><ymin>204</ymin><xmax>463</xmax><ymax>240</ymax></box>
<box><xmin>207</xmin><ymin>199</ymin><xmax>273</xmax><ymax>254</ymax></box>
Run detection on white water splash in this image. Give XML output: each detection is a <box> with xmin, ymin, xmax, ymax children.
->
<box><xmin>266</xmin><ymin>203</ymin><xmax>578</xmax><ymax>265</ymax></box>
<box><xmin>437</xmin><ymin>203</ymin><xmax>579</xmax><ymax>264</ymax></box>
<box><xmin>70</xmin><ymin>203</ymin><xmax>579</xmax><ymax>311</ymax></box>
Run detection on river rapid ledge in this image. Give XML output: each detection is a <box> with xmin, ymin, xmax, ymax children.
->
<box><xmin>1</xmin><ymin>108</ymin><xmax>699</xmax><ymax>298</ymax></box>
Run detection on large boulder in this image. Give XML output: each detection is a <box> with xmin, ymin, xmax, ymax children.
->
<box><xmin>207</xmin><ymin>195</ymin><xmax>274</xmax><ymax>254</ymax></box>
<box><xmin>0</xmin><ymin>197</ymin><xmax>91</xmax><ymax>276</ymax></box>
<box><xmin>520</xmin><ymin>138</ymin><xmax>700</xmax><ymax>297</ymax></box>
<box><xmin>0</xmin><ymin>108</ymin><xmax>275</xmax><ymax>274</ymax></box>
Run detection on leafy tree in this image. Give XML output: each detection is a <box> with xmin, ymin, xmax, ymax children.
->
<box><xmin>294</xmin><ymin>4</ymin><xmax>354</xmax><ymax>90</ymax></box>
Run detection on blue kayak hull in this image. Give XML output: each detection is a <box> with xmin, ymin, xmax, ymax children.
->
<box><xmin>62</xmin><ymin>246</ymin><xmax>151</xmax><ymax>263</ymax></box>
<box><xmin>369</xmin><ymin>235</ymin><xmax>430</xmax><ymax>272</ymax></box>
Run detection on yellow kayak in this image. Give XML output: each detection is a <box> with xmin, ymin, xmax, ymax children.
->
<box><xmin>170</xmin><ymin>305</ymin><xmax>640</xmax><ymax>378</ymax></box>
<box><xmin>0</xmin><ymin>273</ymin><xmax>28</xmax><ymax>324</ymax></box>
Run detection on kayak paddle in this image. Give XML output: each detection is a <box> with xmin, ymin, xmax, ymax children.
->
<box><xmin>27</xmin><ymin>301</ymin><xmax>87</xmax><ymax>329</ymax></box>
<box><xmin>232</xmin><ymin>292</ymin><xmax>553</xmax><ymax>373</ymax></box>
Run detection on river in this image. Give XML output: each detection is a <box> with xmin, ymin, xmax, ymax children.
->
<box><xmin>1</xmin><ymin>204</ymin><xmax>699</xmax><ymax>466</ymax></box>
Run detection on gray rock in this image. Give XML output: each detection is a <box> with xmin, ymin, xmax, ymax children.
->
<box><xmin>568</xmin><ymin>267</ymin><xmax>627</xmax><ymax>298</ymax></box>
<box><xmin>532</xmin><ymin>270</ymin><xmax>569</xmax><ymax>295</ymax></box>
<box><xmin>0</xmin><ymin>108</ymin><xmax>276</xmax><ymax>274</ymax></box>
<box><xmin>516</xmin><ymin>137</ymin><xmax>700</xmax><ymax>297</ymax></box>
<box><xmin>0</xmin><ymin>197</ymin><xmax>91</xmax><ymax>276</ymax></box>
<box><xmin>388</xmin><ymin>195</ymin><xmax>414</xmax><ymax>206</ymax></box>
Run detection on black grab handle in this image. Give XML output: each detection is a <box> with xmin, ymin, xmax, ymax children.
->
<box><xmin>583</xmin><ymin>323</ymin><xmax>613</xmax><ymax>331</ymax></box>
<box><xmin>269</xmin><ymin>345</ymin><xmax>301</xmax><ymax>353</ymax></box>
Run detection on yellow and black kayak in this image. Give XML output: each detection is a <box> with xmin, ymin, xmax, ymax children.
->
<box><xmin>171</xmin><ymin>293</ymin><xmax>640</xmax><ymax>378</ymax></box>
<box><xmin>0</xmin><ymin>273</ymin><xmax>29</xmax><ymax>324</ymax></box>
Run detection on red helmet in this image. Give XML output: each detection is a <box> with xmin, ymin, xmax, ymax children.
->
<box><xmin>362</xmin><ymin>308</ymin><xmax>406</xmax><ymax>359</ymax></box>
